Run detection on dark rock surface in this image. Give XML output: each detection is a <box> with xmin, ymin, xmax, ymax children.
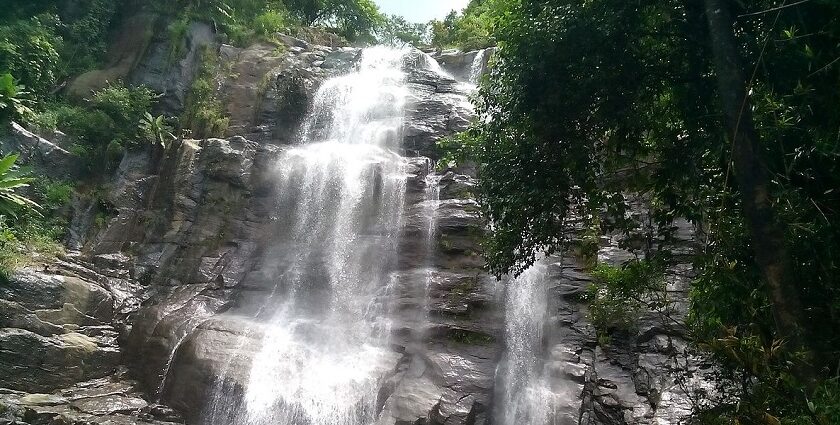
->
<box><xmin>0</xmin><ymin>258</ymin><xmax>182</xmax><ymax>424</ymax></box>
<box><xmin>131</xmin><ymin>21</ymin><xmax>216</xmax><ymax>116</ymax></box>
<box><xmin>1</xmin><ymin>122</ymin><xmax>81</xmax><ymax>180</ymax></box>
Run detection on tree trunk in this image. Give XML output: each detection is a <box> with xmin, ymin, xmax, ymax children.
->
<box><xmin>703</xmin><ymin>0</ymin><xmax>809</xmax><ymax>358</ymax></box>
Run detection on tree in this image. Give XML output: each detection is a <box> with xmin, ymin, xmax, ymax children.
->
<box><xmin>703</xmin><ymin>0</ymin><xmax>808</xmax><ymax>367</ymax></box>
<box><xmin>428</xmin><ymin>0</ymin><xmax>498</xmax><ymax>50</ymax></box>
<box><xmin>0</xmin><ymin>15</ymin><xmax>62</xmax><ymax>97</ymax></box>
<box><xmin>283</xmin><ymin>0</ymin><xmax>384</xmax><ymax>42</ymax></box>
<box><xmin>452</xmin><ymin>0</ymin><xmax>840</xmax><ymax>420</ymax></box>
<box><xmin>378</xmin><ymin>14</ymin><xmax>427</xmax><ymax>47</ymax></box>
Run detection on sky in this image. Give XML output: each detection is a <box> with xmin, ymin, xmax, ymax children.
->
<box><xmin>374</xmin><ymin>0</ymin><xmax>471</xmax><ymax>23</ymax></box>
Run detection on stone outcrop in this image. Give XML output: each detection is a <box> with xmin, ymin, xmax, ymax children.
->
<box><xmin>1</xmin><ymin>122</ymin><xmax>80</xmax><ymax>181</ymax></box>
<box><xmin>0</xmin><ymin>256</ymin><xmax>182</xmax><ymax>424</ymax></box>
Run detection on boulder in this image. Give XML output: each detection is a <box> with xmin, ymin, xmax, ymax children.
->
<box><xmin>1</xmin><ymin>122</ymin><xmax>80</xmax><ymax>180</ymax></box>
<box><xmin>0</xmin><ymin>270</ymin><xmax>114</xmax><ymax>324</ymax></box>
<box><xmin>0</xmin><ymin>329</ymin><xmax>120</xmax><ymax>393</ymax></box>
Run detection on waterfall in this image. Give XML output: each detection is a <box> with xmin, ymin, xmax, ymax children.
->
<box><xmin>192</xmin><ymin>44</ymin><xmax>563</xmax><ymax>425</ymax></box>
<box><xmin>496</xmin><ymin>263</ymin><xmax>557</xmax><ymax>425</ymax></box>
<box><xmin>216</xmin><ymin>46</ymin><xmax>414</xmax><ymax>425</ymax></box>
<box><xmin>468</xmin><ymin>49</ymin><xmax>489</xmax><ymax>85</ymax></box>
<box><xmin>422</xmin><ymin>167</ymin><xmax>442</xmax><ymax>314</ymax></box>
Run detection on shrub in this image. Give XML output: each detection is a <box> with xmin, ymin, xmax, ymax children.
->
<box><xmin>182</xmin><ymin>49</ymin><xmax>229</xmax><ymax>138</ymax></box>
<box><xmin>0</xmin><ymin>73</ymin><xmax>33</xmax><ymax>124</ymax></box>
<box><xmin>90</xmin><ymin>84</ymin><xmax>155</xmax><ymax>131</ymax></box>
<box><xmin>253</xmin><ymin>10</ymin><xmax>291</xmax><ymax>37</ymax></box>
<box><xmin>31</xmin><ymin>84</ymin><xmax>157</xmax><ymax>173</ymax></box>
<box><xmin>167</xmin><ymin>16</ymin><xmax>191</xmax><ymax>63</ymax></box>
<box><xmin>0</xmin><ymin>176</ymin><xmax>72</xmax><ymax>280</ymax></box>
<box><xmin>38</xmin><ymin>179</ymin><xmax>73</xmax><ymax>209</ymax></box>
<box><xmin>583</xmin><ymin>260</ymin><xmax>665</xmax><ymax>341</ymax></box>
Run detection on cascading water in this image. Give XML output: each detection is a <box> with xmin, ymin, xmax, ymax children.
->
<box><xmin>209</xmin><ymin>46</ymin><xmax>416</xmax><ymax>425</ymax></box>
<box><xmin>194</xmin><ymin>44</ymin><xmax>562</xmax><ymax>425</ymax></box>
<box><xmin>495</xmin><ymin>263</ymin><xmax>558</xmax><ymax>425</ymax></box>
<box><xmin>468</xmin><ymin>49</ymin><xmax>489</xmax><ymax>85</ymax></box>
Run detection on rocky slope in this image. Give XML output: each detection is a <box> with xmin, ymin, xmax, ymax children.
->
<box><xmin>0</xmin><ymin>16</ymin><xmax>711</xmax><ymax>425</ymax></box>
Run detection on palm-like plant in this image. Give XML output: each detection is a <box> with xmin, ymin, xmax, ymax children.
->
<box><xmin>0</xmin><ymin>73</ymin><xmax>33</xmax><ymax>123</ymax></box>
<box><xmin>0</xmin><ymin>154</ymin><xmax>40</xmax><ymax>216</ymax></box>
<box><xmin>139</xmin><ymin>112</ymin><xmax>176</xmax><ymax>149</ymax></box>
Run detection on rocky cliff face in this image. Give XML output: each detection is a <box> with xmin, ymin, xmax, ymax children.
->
<box><xmin>0</xmin><ymin>18</ymin><xmax>710</xmax><ymax>425</ymax></box>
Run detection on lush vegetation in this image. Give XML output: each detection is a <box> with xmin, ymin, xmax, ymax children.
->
<box><xmin>428</xmin><ymin>0</ymin><xmax>497</xmax><ymax>51</ymax></box>
<box><xmin>445</xmin><ymin>0</ymin><xmax>840</xmax><ymax>422</ymax></box>
<box><xmin>0</xmin><ymin>155</ymin><xmax>71</xmax><ymax>283</ymax></box>
<box><xmin>152</xmin><ymin>0</ymin><xmax>386</xmax><ymax>45</ymax></box>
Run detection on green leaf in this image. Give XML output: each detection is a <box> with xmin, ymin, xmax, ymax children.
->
<box><xmin>0</xmin><ymin>154</ymin><xmax>19</xmax><ymax>176</ymax></box>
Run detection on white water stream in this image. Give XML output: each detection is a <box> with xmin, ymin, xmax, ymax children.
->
<box><xmin>240</xmin><ymin>47</ymin><xmax>411</xmax><ymax>425</ymax></box>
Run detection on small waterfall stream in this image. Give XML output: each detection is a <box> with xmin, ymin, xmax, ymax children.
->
<box><xmin>468</xmin><ymin>49</ymin><xmax>490</xmax><ymax>85</ymax></box>
<box><xmin>496</xmin><ymin>264</ymin><xmax>558</xmax><ymax>425</ymax></box>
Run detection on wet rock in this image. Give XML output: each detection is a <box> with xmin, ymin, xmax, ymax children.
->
<box><xmin>322</xmin><ymin>48</ymin><xmax>361</xmax><ymax>69</ymax></box>
<box><xmin>131</xmin><ymin>21</ymin><xmax>216</xmax><ymax>115</ymax></box>
<box><xmin>18</xmin><ymin>394</ymin><xmax>69</xmax><ymax>406</ymax></box>
<box><xmin>0</xmin><ymin>270</ymin><xmax>114</xmax><ymax>323</ymax></box>
<box><xmin>0</xmin><ymin>329</ymin><xmax>119</xmax><ymax>393</ymax></box>
<box><xmin>162</xmin><ymin>315</ymin><xmax>263</xmax><ymax>420</ymax></box>
<box><xmin>0</xmin><ymin>299</ymin><xmax>64</xmax><ymax>336</ymax></box>
<box><xmin>127</xmin><ymin>286</ymin><xmax>229</xmax><ymax>394</ymax></box>
<box><xmin>72</xmin><ymin>395</ymin><xmax>148</xmax><ymax>416</ymax></box>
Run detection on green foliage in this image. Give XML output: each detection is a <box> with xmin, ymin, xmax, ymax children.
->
<box><xmin>59</xmin><ymin>0</ymin><xmax>122</xmax><ymax>77</ymax></box>
<box><xmin>0</xmin><ymin>1</ymin><xmax>124</xmax><ymax>99</ymax></box>
<box><xmin>40</xmin><ymin>179</ymin><xmax>73</xmax><ymax>208</ymax></box>
<box><xmin>31</xmin><ymin>84</ymin><xmax>157</xmax><ymax>173</ymax></box>
<box><xmin>0</xmin><ymin>154</ymin><xmax>40</xmax><ymax>216</ymax></box>
<box><xmin>0</xmin><ymin>15</ymin><xmax>62</xmax><ymax>97</ymax></box>
<box><xmin>139</xmin><ymin>113</ymin><xmax>176</xmax><ymax>148</ymax></box>
<box><xmin>281</xmin><ymin>0</ymin><xmax>385</xmax><ymax>42</ymax></box>
<box><xmin>167</xmin><ymin>16</ymin><xmax>192</xmax><ymax>64</ymax></box>
<box><xmin>378</xmin><ymin>14</ymin><xmax>427</xmax><ymax>47</ymax></box>
<box><xmin>182</xmin><ymin>49</ymin><xmax>229</xmax><ymax>138</ymax></box>
<box><xmin>429</xmin><ymin>0</ymin><xmax>498</xmax><ymax>50</ymax></box>
<box><xmin>152</xmin><ymin>0</ymin><xmax>383</xmax><ymax>46</ymax></box>
<box><xmin>0</xmin><ymin>73</ymin><xmax>34</xmax><ymax>124</ymax></box>
<box><xmin>583</xmin><ymin>260</ymin><xmax>665</xmax><ymax>340</ymax></box>
<box><xmin>0</xmin><ymin>175</ymin><xmax>72</xmax><ymax>281</ymax></box>
<box><xmin>253</xmin><ymin>9</ymin><xmax>293</xmax><ymax>36</ymax></box>
<box><xmin>90</xmin><ymin>84</ymin><xmax>155</xmax><ymax>131</ymax></box>
<box><xmin>452</xmin><ymin>0</ymin><xmax>840</xmax><ymax>421</ymax></box>
<box><xmin>437</xmin><ymin>132</ymin><xmax>478</xmax><ymax>169</ymax></box>
<box><xmin>323</xmin><ymin>0</ymin><xmax>383</xmax><ymax>43</ymax></box>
